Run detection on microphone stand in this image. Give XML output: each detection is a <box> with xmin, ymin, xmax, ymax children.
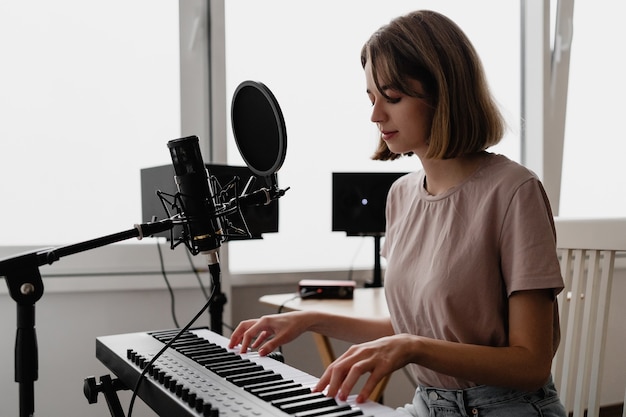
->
<box><xmin>205</xmin><ymin>251</ymin><xmax>226</xmax><ymax>335</ymax></box>
<box><xmin>0</xmin><ymin>219</ymin><xmax>173</xmax><ymax>417</ymax></box>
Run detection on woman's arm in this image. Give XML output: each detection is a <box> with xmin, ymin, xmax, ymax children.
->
<box><xmin>315</xmin><ymin>288</ymin><xmax>556</xmax><ymax>402</ymax></box>
<box><xmin>229</xmin><ymin>310</ymin><xmax>394</xmax><ymax>355</ymax></box>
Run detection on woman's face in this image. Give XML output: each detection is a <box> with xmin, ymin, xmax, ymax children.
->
<box><xmin>365</xmin><ymin>60</ymin><xmax>434</xmax><ymax>158</ymax></box>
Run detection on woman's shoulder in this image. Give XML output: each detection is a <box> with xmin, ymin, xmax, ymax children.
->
<box><xmin>479</xmin><ymin>153</ymin><xmax>540</xmax><ymax>187</ymax></box>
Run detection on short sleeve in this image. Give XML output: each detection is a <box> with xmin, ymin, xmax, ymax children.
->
<box><xmin>499</xmin><ymin>178</ymin><xmax>564</xmax><ymax>296</ymax></box>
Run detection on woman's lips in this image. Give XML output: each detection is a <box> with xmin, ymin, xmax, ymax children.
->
<box><xmin>381</xmin><ymin>131</ymin><xmax>398</xmax><ymax>141</ymax></box>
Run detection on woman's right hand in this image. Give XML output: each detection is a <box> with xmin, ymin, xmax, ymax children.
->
<box><xmin>228</xmin><ymin>311</ymin><xmax>313</xmax><ymax>356</ymax></box>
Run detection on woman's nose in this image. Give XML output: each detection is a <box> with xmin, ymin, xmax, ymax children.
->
<box><xmin>370</xmin><ymin>102</ymin><xmax>385</xmax><ymax>124</ymax></box>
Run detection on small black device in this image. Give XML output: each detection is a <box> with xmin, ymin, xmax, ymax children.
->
<box><xmin>298</xmin><ymin>279</ymin><xmax>356</xmax><ymax>300</ymax></box>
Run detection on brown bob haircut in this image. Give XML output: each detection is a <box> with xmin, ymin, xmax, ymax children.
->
<box><xmin>361</xmin><ymin>10</ymin><xmax>505</xmax><ymax>161</ymax></box>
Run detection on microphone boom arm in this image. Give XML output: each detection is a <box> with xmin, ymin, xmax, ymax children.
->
<box><xmin>0</xmin><ymin>218</ymin><xmax>175</xmax><ymax>417</ymax></box>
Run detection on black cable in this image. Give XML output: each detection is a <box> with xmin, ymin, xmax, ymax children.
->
<box><xmin>277</xmin><ymin>292</ymin><xmax>301</xmax><ymax>314</ymax></box>
<box><xmin>185</xmin><ymin>248</ymin><xmax>211</xmax><ymax>300</ymax></box>
<box><xmin>184</xmin><ymin>248</ymin><xmax>234</xmax><ymax>333</ymax></box>
<box><xmin>127</xmin><ymin>284</ymin><xmax>217</xmax><ymax>417</ymax></box>
<box><xmin>156</xmin><ymin>240</ymin><xmax>180</xmax><ymax>327</ymax></box>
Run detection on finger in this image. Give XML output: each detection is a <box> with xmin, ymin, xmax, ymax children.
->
<box><xmin>355</xmin><ymin>370</ymin><xmax>383</xmax><ymax>403</ymax></box>
<box><xmin>228</xmin><ymin>322</ymin><xmax>250</xmax><ymax>349</ymax></box>
<box><xmin>250</xmin><ymin>330</ymin><xmax>270</xmax><ymax>349</ymax></box>
<box><xmin>313</xmin><ymin>366</ymin><xmax>332</xmax><ymax>393</ymax></box>
<box><xmin>335</xmin><ymin>360</ymin><xmax>371</xmax><ymax>401</ymax></box>
<box><xmin>257</xmin><ymin>332</ymin><xmax>287</xmax><ymax>356</ymax></box>
<box><xmin>239</xmin><ymin>324</ymin><xmax>261</xmax><ymax>353</ymax></box>
<box><xmin>325</xmin><ymin>363</ymin><xmax>350</xmax><ymax>399</ymax></box>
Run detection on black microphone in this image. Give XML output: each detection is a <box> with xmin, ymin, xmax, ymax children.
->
<box><xmin>167</xmin><ymin>136</ymin><xmax>223</xmax><ymax>255</ymax></box>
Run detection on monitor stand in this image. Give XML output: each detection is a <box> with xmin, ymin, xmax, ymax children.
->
<box><xmin>364</xmin><ymin>234</ymin><xmax>383</xmax><ymax>288</ymax></box>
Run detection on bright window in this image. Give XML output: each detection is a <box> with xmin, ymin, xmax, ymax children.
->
<box><xmin>559</xmin><ymin>2</ymin><xmax>626</xmax><ymax>217</ymax></box>
<box><xmin>0</xmin><ymin>1</ymin><xmax>180</xmax><ymax>246</ymax></box>
<box><xmin>223</xmin><ymin>0</ymin><xmax>521</xmax><ymax>273</ymax></box>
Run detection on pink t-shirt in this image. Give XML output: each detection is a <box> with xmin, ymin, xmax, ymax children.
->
<box><xmin>381</xmin><ymin>153</ymin><xmax>564</xmax><ymax>389</ymax></box>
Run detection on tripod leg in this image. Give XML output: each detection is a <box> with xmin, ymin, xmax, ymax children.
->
<box><xmin>84</xmin><ymin>375</ymin><xmax>127</xmax><ymax>417</ymax></box>
<box><xmin>16</xmin><ymin>304</ymin><xmax>38</xmax><ymax>417</ymax></box>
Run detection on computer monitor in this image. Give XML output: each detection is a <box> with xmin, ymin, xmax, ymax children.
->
<box><xmin>332</xmin><ymin>172</ymin><xmax>407</xmax><ymax>236</ymax></box>
<box><xmin>140</xmin><ymin>164</ymin><xmax>279</xmax><ymax>241</ymax></box>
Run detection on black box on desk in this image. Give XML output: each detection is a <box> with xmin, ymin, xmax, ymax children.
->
<box><xmin>298</xmin><ymin>280</ymin><xmax>356</xmax><ymax>299</ymax></box>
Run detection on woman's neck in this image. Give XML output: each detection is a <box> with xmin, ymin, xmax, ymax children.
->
<box><xmin>421</xmin><ymin>152</ymin><xmax>487</xmax><ymax>196</ymax></box>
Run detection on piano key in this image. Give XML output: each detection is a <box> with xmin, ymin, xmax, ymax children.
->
<box><xmin>209</xmin><ymin>359</ymin><xmax>253</xmax><ymax>372</ymax></box>
<box><xmin>256</xmin><ymin>385</ymin><xmax>312</xmax><ymax>401</ymax></box>
<box><xmin>315</xmin><ymin>410</ymin><xmax>364</xmax><ymax>417</ymax></box>
<box><xmin>229</xmin><ymin>370</ymin><xmax>283</xmax><ymax>387</ymax></box>
<box><xmin>181</xmin><ymin>344</ymin><xmax>226</xmax><ymax>355</ymax></box>
<box><xmin>248</xmin><ymin>381</ymin><xmax>301</xmax><ymax>395</ymax></box>
<box><xmin>243</xmin><ymin>378</ymin><xmax>295</xmax><ymax>392</ymax></box>
<box><xmin>293</xmin><ymin>404</ymin><xmax>353</xmax><ymax>417</ymax></box>
<box><xmin>270</xmin><ymin>391</ymin><xmax>326</xmax><ymax>406</ymax></box>
<box><xmin>276</xmin><ymin>395</ymin><xmax>339</xmax><ymax>414</ymax></box>
<box><xmin>214</xmin><ymin>364</ymin><xmax>264</xmax><ymax>377</ymax></box>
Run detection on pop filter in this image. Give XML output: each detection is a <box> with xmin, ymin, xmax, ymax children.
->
<box><xmin>231</xmin><ymin>81</ymin><xmax>287</xmax><ymax>185</ymax></box>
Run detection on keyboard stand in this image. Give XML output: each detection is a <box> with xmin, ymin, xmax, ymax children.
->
<box><xmin>83</xmin><ymin>374</ymin><xmax>128</xmax><ymax>417</ymax></box>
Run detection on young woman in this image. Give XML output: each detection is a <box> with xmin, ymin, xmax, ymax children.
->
<box><xmin>229</xmin><ymin>10</ymin><xmax>566</xmax><ymax>416</ymax></box>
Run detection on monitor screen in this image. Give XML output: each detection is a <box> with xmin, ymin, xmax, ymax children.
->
<box><xmin>332</xmin><ymin>172</ymin><xmax>407</xmax><ymax>236</ymax></box>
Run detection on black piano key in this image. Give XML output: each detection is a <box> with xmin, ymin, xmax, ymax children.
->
<box><xmin>229</xmin><ymin>371</ymin><xmax>283</xmax><ymax>387</ymax></box>
<box><xmin>196</xmin><ymin>352</ymin><xmax>239</xmax><ymax>365</ymax></box>
<box><xmin>317</xmin><ymin>409</ymin><xmax>364</xmax><ymax>417</ymax></box>
<box><xmin>164</xmin><ymin>337</ymin><xmax>202</xmax><ymax>347</ymax></box>
<box><xmin>150</xmin><ymin>329</ymin><xmax>193</xmax><ymax>340</ymax></box>
<box><xmin>226</xmin><ymin>369</ymin><xmax>274</xmax><ymax>383</ymax></box>
<box><xmin>205</xmin><ymin>359</ymin><xmax>249</xmax><ymax>372</ymax></box>
<box><xmin>293</xmin><ymin>404</ymin><xmax>353</xmax><ymax>417</ymax></box>
<box><xmin>271</xmin><ymin>392</ymin><xmax>326</xmax><ymax>407</ymax></box>
<box><xmin>248</xmin><ymin>381</ymin><xmax>301</xmax><ymax>396</ymax></box>
<box><xmin>188</xmin><ymin>346</ymin><xmax>229</xmax><ymax>357</ymax></box>
<box><xmin>257</xmin><ymin>385</ymin><xmax>312</xmax><ymax>401</ymax></box>
<box><xmin>169</xmin><ymin>335</ymin><xmax>200</xmax><ymax>344</ymax></box>
<box><xmin>243</xmin><ymin>378</ymin><xmax>295</xmax><ymax>392</ymax></box>
<box><xmin>182</xmin><ymin>345</ymin><xmax>226</xmax><ymax>356</ymax></box>
<box><xmin>277</xmin><ymin>396</ymin><xmax>338</xmax><ymax>414</ymax></box>
<box><xmin>214</xmin><ymin>364</ymin><xmax>264</xmax><ymax>377</ymax></box>
<box><xmin>209</xmin><ymin>359</ymin><xmax>253</xmax><ymax>372</ymax></box>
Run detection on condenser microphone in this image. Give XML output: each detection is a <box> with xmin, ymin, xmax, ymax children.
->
<box><xmin>167</xmin><ymin>136</ymin><xmax>223</xmax><ymax>255</ymax></box>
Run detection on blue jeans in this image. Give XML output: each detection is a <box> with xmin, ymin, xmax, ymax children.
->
<box><xmin>398</xmin><ymin>377</ymin><xmax>566</xmax><ymax>417</ymax></box>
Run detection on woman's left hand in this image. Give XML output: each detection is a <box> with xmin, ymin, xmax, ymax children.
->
<box><xmin>313</xmin><ymin>334</ymin><xmax>416</xmax><ymax>403</ymax></box>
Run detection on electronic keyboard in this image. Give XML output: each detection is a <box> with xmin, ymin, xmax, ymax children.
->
<box><xmin>95</xmin><ymin>327</ymin><xmax>405</xmax><ymax>417</ymax></box>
